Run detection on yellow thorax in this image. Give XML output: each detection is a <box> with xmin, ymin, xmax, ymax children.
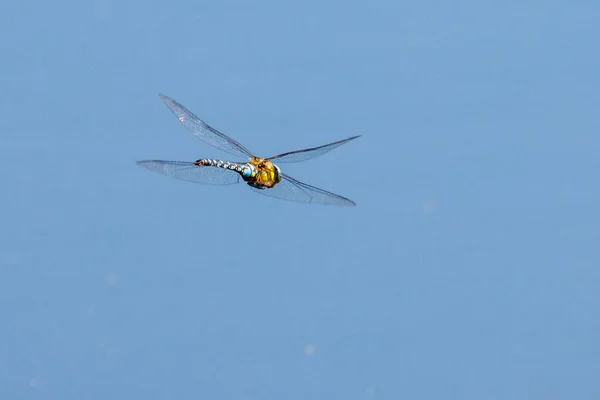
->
<box><xmin>248</xmin><ymin>157</ymin><xmax>281</xmax><ymax>188</ymax></box>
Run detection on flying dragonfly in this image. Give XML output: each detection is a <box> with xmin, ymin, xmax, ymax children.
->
<box><xmin>136</xmin><ymin>94</ymin><xmax>359</xmax><ymax>206</ymax></box>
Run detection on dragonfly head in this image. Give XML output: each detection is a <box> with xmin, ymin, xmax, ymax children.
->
<box><xmin>273</xmin><ymin>164</ymin><xmax>281</xmax><ymax>180</ymax></box>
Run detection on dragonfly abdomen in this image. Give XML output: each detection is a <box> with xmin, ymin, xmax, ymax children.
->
<box><xmin>193</xmin><ymin>158</ymin><xmax>256</xmax><ymax>181</ymax></box>
<box><xmin>194</xmin><ymin>158</ymin><xmax>242</xmax><ymax>171</ymax></box>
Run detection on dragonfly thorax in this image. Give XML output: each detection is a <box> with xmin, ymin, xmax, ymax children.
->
<box><xmin>243</xmin><ymin>157</ymin><xmax>281</xmax><ymax>189</ymax></box>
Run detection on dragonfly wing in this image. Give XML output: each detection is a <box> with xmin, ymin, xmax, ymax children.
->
<box><xmin>267</xmin><ymin>135</ymin><xmax>360</xmax><ymax>163</ymax></box>
<box><xmin>249</xmin><ymin>173</ymin><xmax>355</xmax><ymax>206</ymax></box>
<box><xmin>136</xmin><ymin>160</ymin><xmax>241</xmax><ymax>185</ymax></box>
<box><xmin>159</xmin><ymin>94</ymin><xmax>254</xmax><ymax>159</ymax></box>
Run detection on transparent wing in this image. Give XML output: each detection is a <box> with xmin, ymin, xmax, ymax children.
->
<box><xmin>159</xmin><ymin>94</ymin><xmax>254</xmax><ymax>159</ymax></box>
<box><xmin>249</xmin><ymin>173</ymin><xmax>355</xmax><ymax>206</ymax></box>
<box><xmin>136</xmin><ymin>160</ymin><xmax>241</xmax><ymax>185</ymax></box>
<box><xmin>266</xmin><ymin>135</ymin><xmax>360</xmax><ymax>163</ymax></box>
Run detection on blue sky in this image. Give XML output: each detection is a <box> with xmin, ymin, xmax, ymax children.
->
<box><xmin>1</xmin><ymin>0</ymin><xmax>599</xmax><ymax>398</ymax></box>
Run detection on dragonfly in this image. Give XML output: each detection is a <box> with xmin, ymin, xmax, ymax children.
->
<box><xmin>136</xmin><ymin>94</ymin><xmax>360</xmax><ymax>206</ymax></box>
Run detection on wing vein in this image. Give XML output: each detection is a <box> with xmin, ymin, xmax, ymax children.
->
<box><xmin>159</xmin><ymin>94</ymin><xmax>254</xmax><ymax>159</ymax></box>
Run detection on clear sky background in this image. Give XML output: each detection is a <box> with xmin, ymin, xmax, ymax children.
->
<box><xmin>1</xmin><ymin>0</ymin><xmax>598</xmax><ymax>398</ymax></box>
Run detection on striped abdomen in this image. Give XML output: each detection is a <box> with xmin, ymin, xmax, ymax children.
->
<box><xmin>194</xmin><ymin>158</ymin><xmax>244</xmax><ymax>172</ymax></box>
<box><xmin>194</xmin><ymin>158</ymin><xmax>257</xmax><ymax>182</ymax></box>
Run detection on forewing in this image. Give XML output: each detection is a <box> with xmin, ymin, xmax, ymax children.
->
<box><xmin>267</xmin><ymin>135</ymin><xmax>360</xmax><ymax>163</ymax></box>
<box><xmin>249</xmin><ymin>175</ymin><xmax>311</xmax><ymax>203</ymax></box>
<box><xmin>159</xmin><ymin>94</ymin><xmax>254</xmax><ymax>159</ymax></box>
<box><xmin>136</xmin><ymin>160</ymin><xmax>241</xmax><ymax>185</ymax></box>
<box><xmin>249</xmin><ymin>173</ymin><xmax>355</xmax><ymax>206</ymax></box>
